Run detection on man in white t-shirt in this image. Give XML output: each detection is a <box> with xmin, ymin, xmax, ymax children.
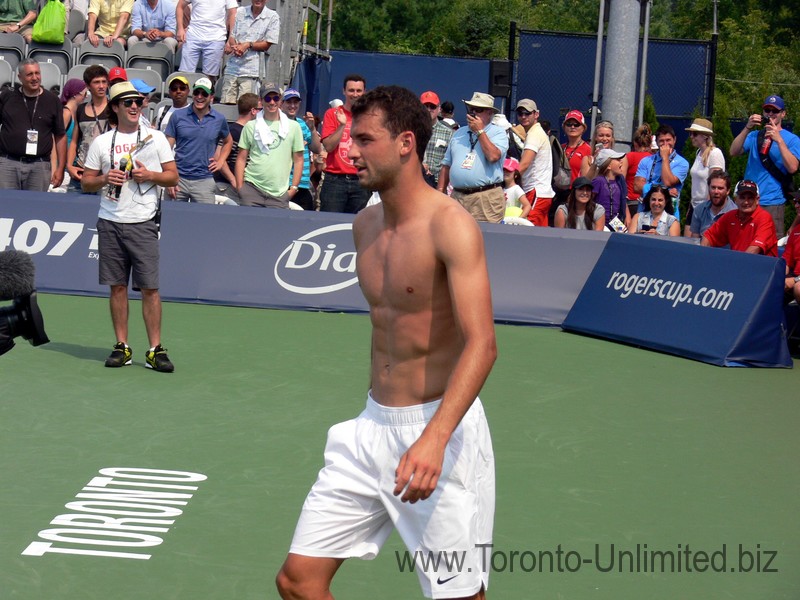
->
<box><xmin>517</xmin><ymin>99</ymin><xmax>553</xmax><ymax>226</ymax></box>
<box><xmin>81</xmin><ymin>82</ymin><xmax>179</xmax><ymax>373</ymax></box>
<box><xmin>176</xmin><ymin>0</ymin><xmax>237</xmax><ymax>84</ymax></box>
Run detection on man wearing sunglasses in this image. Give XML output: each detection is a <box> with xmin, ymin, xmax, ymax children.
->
<box><xmin>730</xmin><ymin>95</ymin><xmax>800</xmax><ymax>238</ymax></box>
<box><xmin>155</xmin><ymin>74</ymin><xmax>190</xmax><ymax>132</ymax></box>
<box><xmin>164</xmin><ymin>77</ymin><xmax>233</xmax><ymax>204</ymax></box>
<box><xmin>420</xmin><ymin>90</ymin><xmax>453</xmax><ymax>188</ymax></box>
<box><xmin>235</xmin><ymin>84</ymin><xmax>304</xmax><ymax>208</ymax></box>
<box><xmin>81</xmin><ymin>82</ymin><xmax>179</xmax><ymax>372</ymax></box>
<box><xmin>438</xmin><ymin>91</ymin><xmax>508</xmax><ymax>223</ymax></box>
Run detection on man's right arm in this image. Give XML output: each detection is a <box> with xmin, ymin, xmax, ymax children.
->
<box><xmin>175</xmin><ymin>0</ymin><xmax>187</xmax><ymax>42</ymax></box>
<box><xmin>321</xmin><ymin>109</ymin><xmax>346</xmax><ymax>153</ymax></box>
<box><xmin>730</xmin><ymin>115</ymin><xmax>758</xmax><ymax>156</ymax></box>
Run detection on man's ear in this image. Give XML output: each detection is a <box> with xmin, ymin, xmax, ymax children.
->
<box><xmin>398</xmin><ymin>131</ymin><xmax>415</xmax><ymax>157</ymax></box>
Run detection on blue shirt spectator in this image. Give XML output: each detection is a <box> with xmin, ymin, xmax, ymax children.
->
<box><xmin>129</xmin><ymin>0</ymin><xmax>177</xmax><ymax>53</ymax></box>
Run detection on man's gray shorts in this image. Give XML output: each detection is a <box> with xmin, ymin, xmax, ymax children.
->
<box><xmin>238</xmin><ymin>181</ymin><xmax>290</xmax><ymax>209</ymax></box>
<box><xmin>175</xmin><ymin>177</ymin><xmax>217</xmax><ymax>204</ymax></box>
<box><xmin>97</xmin><ymin>218</ymin><xmax>160</xmax><ymax>290</ymax></box>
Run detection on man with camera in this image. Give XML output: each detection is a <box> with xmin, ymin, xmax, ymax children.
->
<box><xmin>730</xmin><ymin>95</ymin><xmax>800</xmax><ymax>237</ymax></box>
<box><xmin>81</xmin><ymin>82</ymin><xmax>179</xmax><ymax>372</ymax></box>
<box><xmin>437</xmin><ymin>91</ymin><xmax>508</xmax><ymax>223</ymax></box>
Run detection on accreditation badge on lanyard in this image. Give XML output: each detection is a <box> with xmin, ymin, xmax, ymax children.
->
<box><xmin>26</xmin><ymin>130</ymin><xmax>38</xmax><ymax>156</ymax></box>
<box><xmin>25</xmin><ymin>91</ymin><xmax>41</xmax><ymax>155</ymax></box>
<box><xmin>461</xmin><ymin>152</ymin><xmax>477</xmax><ymax>170</ymax></box>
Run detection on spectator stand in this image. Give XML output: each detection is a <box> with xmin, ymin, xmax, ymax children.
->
<box><xmin>37</xmin><ymin>60</ymin><xmax>62</xmax><ymax>93</ymax></box>
<box><xmin>66</xmin><ymin>63</ymin><xmax>88</xmax><ymax>84</ymax></box>
<box><xmin>126</xmin><ymin>67</ymin><xmax>163</xmax><ymax>96</ymax></box>
<box><xmin>67</xmin><ymin>8</ymin><xmax>86</xmax><ymax>42</ymax></box>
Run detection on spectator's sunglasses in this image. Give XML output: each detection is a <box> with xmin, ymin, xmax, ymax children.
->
<box><xmin>120</xmin><ymin>98</ymin><xmax>143</xmax><ymax>107</ymax></box>
<box><xmin>516</xmin><ymin>109</ymin><xmax>532</xmax><ymax>116</ymax></box>
<box><xmin>169</xmin><ymin>83</ymin><xmax>188</xmax><ymax>92</ymax></box>
<box><xmin>193</xmin><ymin>89</ymin><xmax>209</xmax><ymax>98</ymax></box>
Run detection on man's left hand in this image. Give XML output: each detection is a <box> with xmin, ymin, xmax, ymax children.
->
<box><xmin>50</xmin><ymin>169</ymin><xmax>64</xmax><ymax>189</ymax></box>
<box><xmin>393</xmin><ymin>434</ymin><xmax>445</xmax><ymax>503</ymax></box>
<box><xmin>209</xmin><ymin>157</ymin><xmax>222</xmax><ymax>173</ymax></box>
<box><xmin>466</xmin><ymin>113</ymin><xmax>482</xmax><ymax>133</ymax></box>
<box><xmin>131</xmin><ymin>160</ymin><xmax>151</xmax><ymax>183</ymax></box>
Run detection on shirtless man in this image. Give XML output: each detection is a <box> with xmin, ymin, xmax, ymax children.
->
<box><xmin>276</xmin><ymin>86</ymin><xmax>498</xmax><ymax>600</ymax></box>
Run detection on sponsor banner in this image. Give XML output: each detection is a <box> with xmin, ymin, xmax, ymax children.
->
<box><xmin>562</xmin><ymin>234</ymin><xmax>792</xmax><ymax>368</ymax></box>
<box><xmin>0</xmin><ymin>191</ymin><xmax>609</xmax><ymax>325</ymax></box>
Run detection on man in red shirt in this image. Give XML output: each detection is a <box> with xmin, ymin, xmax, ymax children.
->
<box><xmin>701</xmin><ymin>180</ymin><xmax>778</xmax><ymax>256</ymax></box>
<box><xmin>782</xmin><ymin>195</ymin><xmax>800</xmax><ymax>302</ymax></box>
<box><xmin>319</xmin><ymin>73</ymin><xmax>369</xmax><ymax>213</ymax></box>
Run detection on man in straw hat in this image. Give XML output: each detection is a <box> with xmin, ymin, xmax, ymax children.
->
<box><xmin>81</xmin><ymin>82</ymin><xmax>179</xmax><ymax>372</ymax></box>
<box><xmin>438</xmin><ymin>91</ymin><xmax>508</xmax><ymax>223</ymax></box>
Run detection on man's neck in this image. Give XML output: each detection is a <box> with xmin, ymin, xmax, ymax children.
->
<box><xmin>21</xmin><ymin>87</ymin><xmax>41</xmax><ymax>98</ymax></box>
<box><xmin>147</xmin><ymin>0</ymin><xmax>158</xmax><ymax>7</ymax></box>
<box><xmin>250</xmin><ymin>4</ymin><xmax>263</xmax><ymax>17</ymax></box>
<box><xmin>91</xmin><ymin>95</ymin><xmax>106</xmax><ymax>108</ymax></box>
<box><xmin>193</xmin><ymin>104</ymin><xmax>210</xmax><ymax>118</ymax></box>
<box><xmin>264</xmin><ymin>110</ymin><xmax>280</xmax><ymax>122</ymax></box>
<box><xmin>117</xmin><ymin>122</ymin><xmax>138</xmax><ymax>135</ymax></box>
<box><xmin>173</xmin><ymin>99</ymin><xmax>188</xmax><ymax>109</ymax></box>
<box><xmin>709</xmin><ymin>199</ymin><xmax>727</xmax><ymax>216</ymax></box>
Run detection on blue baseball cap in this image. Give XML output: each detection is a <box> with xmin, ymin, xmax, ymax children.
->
<box><xmin>130</xmin><ymin>79</ymin><xmax>156</xmax><ymax>94</ymax></box>
<box><xmin>283</xmin><ymin>88</ymin><xmax>301</xmax><ymax>101</ymax></box>
<box><xmin>763</xmin><ymin>95</ymin><xmax>785</xmax><ymax>111</ymax></box>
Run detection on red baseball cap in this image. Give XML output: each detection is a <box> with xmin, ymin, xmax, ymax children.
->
<box><xmin>420</xmin><ymin>91</ymin><xmax>440</xmax><ymax>106</ymax></box>
<box><xmin>564</xmin><ymin>110</ymin><xmax>585</xmax><ymax>126</ymax></box>
<box><xmin>108</xmin><ymin>67</ymin><xmax>127</xmax><ymax>82</ymax></box>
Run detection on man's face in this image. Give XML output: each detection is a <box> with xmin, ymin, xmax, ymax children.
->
<box><xmin>282</xmin><ymin>96</ymin><xmax>301</xmax><ymax>117</ymax></box>
<box><xmin>736</xmin><ymin>190</ymin><xmax>759</xmax><ymax>216</ymax></box>
<box><xmin>343</xmin><ymin>80</ymin><xmax>365</xmax><ymax>108</ymax></box>
<box><xmin>468</xmin><ymin>105</ymin><xmax>493</xmax><ymax>126</ymax></box>
<box><xmin>763</xmin><ymin>106</ymin><xmax>785</xmax><ymax>125</ymax></box>
<box><xmin>113</xmin><ymin>96</ymin><xmax>143</xmax><ymax>128</ymax></box>
<box><xmin>192</xmin><ymin>87</ymin><xmax>211</xmax><ymax>111</ymax></box>
<box><xmin>250</xmin><ymin>0</ymin><xmax>266</xmax><ymax>8</ymax></box>
<box><xmin>708</xmin><ymin>178</ymin><xmax>730</xmax><ymax>206</ymax></box>
<box><xmin>88</xmin><ymin>77</ymin><xmax>108</xmax><ymax>100</ymax></box>
<box><xmin>263</xmin><ymin>93</ymin><xmax>282</xmax><ymax>116</ymax></box>
<box><xmin>657</xmin><ymin>134</ymin><xmax>675</xmax><ymax>151</ymax></box>
<box><xmin>423</xmin><ymin>102</ymin><xmax>440</xmax><ymax>124</ymax></box>
<box><xmin>169</xmin><ymin>81</ymin><xmax>189</xmax><ymax>106</ymax></box>
<box><xmin>516</xmin><ymin>108</ymin><xmax>535</xmax><ymax>129</ymax></box>
<box><xmin>349</xmin><ymin>108</ymin><xmax>404</xmax><ymax>192</ymax></box>
<box><xmin>18</xmin><ymin>64</ymin><xmax>41</xmax><ymax>95</ymax></box>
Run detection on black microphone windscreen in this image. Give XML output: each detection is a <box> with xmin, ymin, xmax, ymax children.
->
<box><xmin>0</xmin><ymin>250</ymin><xmax>36</xmax><ymax>300</ymax></box>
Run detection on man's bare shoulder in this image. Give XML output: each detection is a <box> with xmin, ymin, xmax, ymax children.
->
<box><xmin>352</xmin><ymin>203</ymin><xmax>382</xmax><ymax>240</ymax></box>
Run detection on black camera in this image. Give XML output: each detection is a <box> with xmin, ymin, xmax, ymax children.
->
<box><xmin>0</xmin><ymin>250</ymin><xmax>49</xmax><ymax>357</ymax></box>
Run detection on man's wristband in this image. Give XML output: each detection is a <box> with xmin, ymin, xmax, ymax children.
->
<box><xmin>793</xmin><ymin>275</ymin><xmax>800</xmax><ymax>283</ymax></box>
<box><xmin>476</xmin><ymin>129</ymin><xmax>485</xmax><ymax>137</ymax></box>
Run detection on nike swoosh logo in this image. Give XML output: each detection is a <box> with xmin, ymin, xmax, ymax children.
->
<box><xmin>436</xmin><ymin>574</ymin><xmax>460</xmax><ymax>585</ymax></box>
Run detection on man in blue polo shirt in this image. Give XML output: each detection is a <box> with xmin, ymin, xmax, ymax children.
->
<box><xmin>280</xmin><ymin>87</ymin><xmax>321</xmax><ymax>210</ymax></box>
<box><xmin>634</xmin><ymin>124</ymin><xmax>689</xmax><ymax>221</ymax></box>
<box><xmin>437</xmin><ymin>91</ymin><xmax>508</xmax><ymax>223</ymax></box>
<box><xmin>689</xmin><ymin>170</ymin><xmax>737</xmax><ymax>238</ymax></box>
<box><xmin>730</xmin><ymin>94</ymin><xmax>800</xmax><ymax>237</ymax></box>
<box><xmin>165</xmin><ymin>77</ymin><xmax>232</xmax><ymax>203</ymax></box>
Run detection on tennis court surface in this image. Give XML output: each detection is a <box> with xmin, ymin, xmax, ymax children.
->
<box><xmin>2</xmin><ymin>293</ymin><xmax>798</xmax><ymax>599</ymax></box>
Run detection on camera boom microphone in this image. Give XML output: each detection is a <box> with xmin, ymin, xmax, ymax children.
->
<box><xmin>0</xmin><ymin>250</ymin><xmax>36</xmax><ymax>300</ymax></box>
<box><xmin>114</xmin><ymin>157</ymin><xmax>129</xmax><ymax>200</ymax></box>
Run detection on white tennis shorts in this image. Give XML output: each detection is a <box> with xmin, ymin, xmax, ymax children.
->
<box><xmin>289</xmin><ymin>393</ymin><xmax>495</xmax><ymax>599</ymax></box>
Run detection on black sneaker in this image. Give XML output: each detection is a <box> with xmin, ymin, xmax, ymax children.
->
<box><xmin>145</xmin><ymin>345</ymin><xmax>174</xmax><ymax>373</ymax></box>
<box><xmin>105</xmin><ymin>342</ymin><xmax>132</xmax><ymax>367</ymax></box>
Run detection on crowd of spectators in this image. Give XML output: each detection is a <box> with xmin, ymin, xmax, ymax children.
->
<box><xmin>0</xmin><ymin>1</ymin><xmax>799</xmax><ymax>258</ymax></box>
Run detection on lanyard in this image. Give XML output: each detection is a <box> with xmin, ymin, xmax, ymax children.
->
<box><xmin>110</xmin><ymin>126</ymin><xmax>142</xmax><ymax>169</ymax></box>
<box><xmin>23</xmin><ymin>90</ymin><xmax>40</xmax><ymax>128</ymax></box>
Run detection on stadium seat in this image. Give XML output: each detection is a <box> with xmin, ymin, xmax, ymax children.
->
<box><xmin>37</xmin><ymin>61</ymin><xmax>63</xmax><ymax>93</ymax></box>
<box><xmin>0</xmin><ymin>58</ymin><xmax>13</xmax><ymax>87</ymax></box>
<box><xmin>67</xmin><ymin>9</ymin><xmax>86</xmax><ymax>41</ymax></box>
<box><xmin>126</xmin><ymin>67</ymin><xmax>163</xmax><ymax>96</ymax></box>
<box><xmin>166</xmin><ymin>71</ymin><xmax>204</xmax><ymax>89</ymax></box>
<box><xmin>66</xmin><ymin>63</ymin><xmax>88</xmax><ymax>84</ymax></box>
<box><xmin>126</xmin><ymin>42</ymin><xmax>174</xmax><ymax>82</ymax></box>
<box><xmin>28</xmin><ymin>39</ymin><xmax>73</xmax><ymax>75</ymax></box>
<box><xmin>78</xmin><ymin>39</ymin><xmax>124</xmax><ymax>69</ymax></box>
<box><xmin>0</xmin><ymin>33</ymin><xmax>27</xmax><ymax>70</ymax></box>
<box><xmin>212</xmin><ymin>102</ymin><xmax>239</xmax><ymax>122</ymax></box>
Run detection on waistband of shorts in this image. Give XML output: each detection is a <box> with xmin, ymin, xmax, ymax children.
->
<box><xmin>365</xmin><ymin>391</ymin><xmax>443</xmax><ymax>425</ymax></box>
<box><xmin>325</xmin><ymin>172</ymin><xmax>360</xmax><ymax>181</ymax></box>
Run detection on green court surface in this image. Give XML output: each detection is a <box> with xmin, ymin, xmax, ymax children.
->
<box><xmin>1</xmin><ymin>293</ymin><xmax>799</xmax><ymax>599</ymax></box>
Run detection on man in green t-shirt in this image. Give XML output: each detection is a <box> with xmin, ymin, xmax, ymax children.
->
<box><xmin>235</xmin><ymin>83</ymin><xmax>304</xmax><ymax>208</ymax></box>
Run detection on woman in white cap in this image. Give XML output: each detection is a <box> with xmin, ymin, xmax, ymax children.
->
<box><xmin>685</xmin><ymin>118</ymin><xmax>725</xmax><ymax>235</ymax></box>
<box><xmin>592</xmin><ymin>148</ymin><xmax>630</xmax><ymax>231</ymax></box>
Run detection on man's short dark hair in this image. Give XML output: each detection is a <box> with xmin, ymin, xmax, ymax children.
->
<box><xmin>351</xmin><ymin>85</ymin><xmax>432</xmax><ymax>163</ymax></box>
<box><xmin>343</xmin><ymin>73</ymin><xmax>366</xmax><ymax>89</ymax></box>
<box><xmin>655</xmin><ymin>124</ymin><xmax>676</xmax><ymax>139</ymax></box>
<box><xmin>707</xmin><ymin>170</ymin><xmax>731</xmax><ymax>189</ymax></box>
<box><xmin>238</xmin><ymin>92</ymin><xmax>260</xmax><ymax>115</ymax></box>
<box><xmin>83</xmin><ymin>65</ymin><xmax>109</xmax><ymax>86</ymax></box>
<box><xmin>441</xmin><ymin>101</ymin><xmax>454</xmax><ymax>115</ymax></box>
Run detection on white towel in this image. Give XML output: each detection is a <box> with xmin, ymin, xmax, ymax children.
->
<box><xmin>253</xmin><ymin>109</ymin><xmax>291</xmax><ymax>154</ymax></box>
